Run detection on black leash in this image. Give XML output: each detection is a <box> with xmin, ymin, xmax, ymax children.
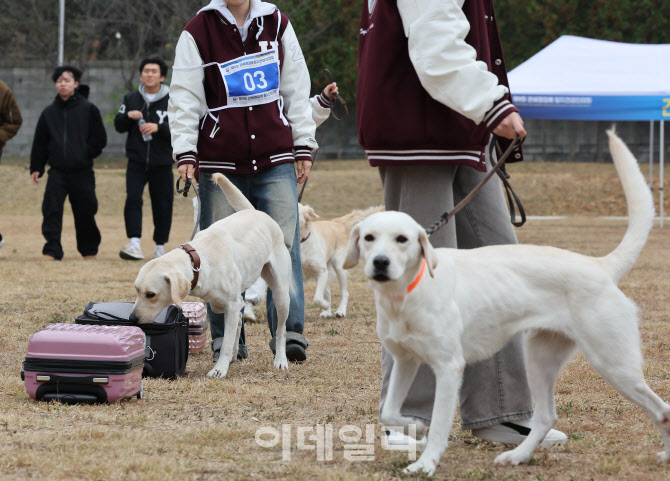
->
<box><xmin>490</xmin><ymin>136</ymin><xmax>526</xmax><ymax>227</ymax></box>
<box><xmin>175</xmin><ymin>176</ymin><xmax>201</xmax><ymax>241</ymax></box>
<box><xmin>424</xmin><ymin>134</ymin><xmax>525</xmax><ymax>236</ymax></box>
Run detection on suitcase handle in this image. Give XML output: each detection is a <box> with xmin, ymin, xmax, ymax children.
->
<box><xmin>144</xmin><ymin>347</ymin><xmax>156</xmax><ymax>361</ymax></box>
<box><xmin>35</xmin><ymin>373</ymin><xmax>109</xmax><ymax>385</ymax></box>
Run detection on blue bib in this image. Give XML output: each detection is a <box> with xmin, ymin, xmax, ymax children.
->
<box><xmin>219</xmin><ymin>49</ymin><xmax>280</xmax><ymax>108</ymax></box>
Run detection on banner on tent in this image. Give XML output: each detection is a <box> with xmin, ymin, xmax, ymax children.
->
<box><xmin>511</xmin><ymin>94</ymin><xmax>670</xmax><ymax>121</ymax></box>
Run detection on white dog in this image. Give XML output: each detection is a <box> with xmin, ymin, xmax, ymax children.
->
<box><xmin>343</xmin><ymin>130</ymin><xmax>670</xmax><ymax>475</ymax></box>
<box><xmin>130</xmin><ymin>173</ymin><xmax>292</xmax><ymax>379</ymax></box>
<box><xmin>299</xmin><ymin>203</ymin><xmax>383</xmax><ymax>317</ymax></box>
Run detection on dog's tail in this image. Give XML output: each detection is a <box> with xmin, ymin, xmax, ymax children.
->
<box><xmin>333</xmin><ymin>205</ymin><xmax>385</xmax><ymax>233</ymax></box>
<box><xmin>600</xmin><ymin>129</ymin><xmax>655</xmax><ymax>283</ymax></box>
<box><xmin>211</xmin><ymin>173</ymin><xmax>254</xmax><ymax>211</ymax></box>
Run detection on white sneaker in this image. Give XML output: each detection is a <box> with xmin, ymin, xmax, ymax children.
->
<box><xmin>119</xmin><ymin>241</ymin><xmax>144</xmax><ymax>260</ymax></box>
<box><xmin>243</xmin><ymin>300</ymin><xmax>257</xmax><ymax>321</ymax></box>
<box><xmin>471</xmin><ymin>419</ymin><xmax>568</xmax><ymax>447</ymax></box>
<box><xmin>154</xmin><ymin>245</ymin><xmax>165</xmax><ymax>258</ymax></box>
<box><xmin>384</xmin><ymin>429</ymin><xmax>427</xmax><ymax>451</ymax></box>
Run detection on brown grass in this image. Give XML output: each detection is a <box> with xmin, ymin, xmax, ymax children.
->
<box><xmin>1</xmin><ymin>159</ymin><xmax>669</xmax><ymax>481</ymax></box>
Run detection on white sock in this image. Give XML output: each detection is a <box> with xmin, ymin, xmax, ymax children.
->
<box><xmin>130</xmin><ymin>237</ymin><xmax>141</xmax><ymax>246</ymax></box>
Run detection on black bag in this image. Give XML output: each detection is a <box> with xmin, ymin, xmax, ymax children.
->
<box><xmin>75</xmin><ymin>302</ymin><xmax>189</xmax><ymax>379</ymax></box>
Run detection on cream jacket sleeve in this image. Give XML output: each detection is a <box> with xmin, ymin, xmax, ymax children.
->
<box><xmin>278</xmin><ymin>21</ymin><xmax>318</xmax><ymax>149</ymax></box>
<box><xmin>168</xmin><ymin>30</ymin><xmax>207</xmax><ymax>160</ymax></box>
<box><xmin>398</xmin><ymin>0</ymin><xmax>509</xmax><ymax>124</ymax></box>
<box><xmin>310</xmin><ymin>94</ymin><xmax>331</xmax><ymax>127</ymax></box>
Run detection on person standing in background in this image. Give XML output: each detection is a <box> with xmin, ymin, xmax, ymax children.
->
<box><xmin>30</xmin><ymin>65</ymin><xmax>106</xmax><ymax>261</ymax></box>
<box><xmin>0</xmin><ymin>79</ymin><xmax>23</xmax><ymax>254</ymax></box>
<box><xmin>115</xmin><ymin>58</ymin><xmax>174</xmax><ymax>261</ymax></box>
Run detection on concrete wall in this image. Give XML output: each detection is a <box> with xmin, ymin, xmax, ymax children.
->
<box><xmin>2</xmin><ymin>62</ymin><xmax>667</xmax><ymax>163</ymax></box>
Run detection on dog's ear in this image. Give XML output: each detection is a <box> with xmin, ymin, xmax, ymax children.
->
<box><xmin>304</xmin><ymin>205</ymin><xmax>319</xmax><ymax>222</ymax></box>
<box><xmin>164</xmin><ymin>272</ymin><xmax>190</xmax><ymax>306</ymax></box>
<box><xmin>343</xmin><ymin>223</ymin><xmax>361</xmax><ymax>269</ymax></box>
<box><xmin>418</xmin><ymin>230</ymin><xmax>438</xmax><ymax>277</ymax></box>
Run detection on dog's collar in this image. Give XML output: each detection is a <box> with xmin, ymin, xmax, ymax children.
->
<box><xmin>383</xmin><ymin>259</ymin><xmax>426</xmax><ymax>301</ymax></box>
<box><xmin>407</xmin><ymin>258</ymin><xmax>426</xmax><ymax>294</ymax></box>
<box><xmin>300</xmin><ymin>232</ymin><xmax>311</xmax><ymax>243</ymax></box>
<box><xmin>179</xmin><ymin>243</ymin><xmax>200</xmax><ymax>291</ymax></box>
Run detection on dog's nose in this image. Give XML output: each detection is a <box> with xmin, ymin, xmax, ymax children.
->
<box><xmin>129</xmin><ymin>311</ymin><xmax>139</xmax><ymax>323</ymax></box>
<box><xmin>373</xmin><ymin>256</ymin><xmax>390</xmax><ymax>271</ymax></box>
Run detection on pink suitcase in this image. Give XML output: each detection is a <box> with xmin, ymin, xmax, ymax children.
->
<box><xmin>22</xmin><ymin>323</ymin><xmax>145</xmax><ymax>403</ymax></box>
<box><xmin>181</xmin><ymin>302</ymin><xmax>209</xmax><ymax>354</ymax></box>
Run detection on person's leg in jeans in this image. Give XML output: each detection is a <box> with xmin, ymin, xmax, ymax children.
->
<box><xmin>253</xmin><ymin>163</ymin><xmax>308</xmax><ymax>360</ymax></box>
<box><xmin>199</xmin><ymin>172</ymin><xmax>247</xmax><ymax>360</ymax></box>
<box><xmin>68</xmin><ymin>169</ymin><xmax>101</xmax><ymax>257</ymax></box>
<box><xmin>378</xmin><ymin>164</ymin><xmax>532</xmax><ymax>429</ymax></box>
<box><xmin>41</xmin><ymin>169</ymin><xmax>68</xmax><ymax>260</ymax></box>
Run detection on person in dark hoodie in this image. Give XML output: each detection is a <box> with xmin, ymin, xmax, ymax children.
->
<box><xmin>115</xmin><ymin>58</ymin><xmax>173</xmax><ymax>261</ymax></box>
<box><xmin>30</xmin><ymin>65</ymin><xmax>107</xmax><ymax>261</ymax></box>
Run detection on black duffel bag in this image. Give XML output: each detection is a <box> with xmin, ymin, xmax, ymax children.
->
<box><xmin>75</xmin><ymin>302</ymin><xmax>189</xmax><ymax>378</ymax></box>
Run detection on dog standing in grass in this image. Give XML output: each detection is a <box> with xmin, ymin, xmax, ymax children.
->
<box><xmin>344</xmin><ymin>130</ymin><xmax>670</xmax><ymax>474</ymax></box>
<box><xmin>299</xmin><ymin>204</ymin><xmax>383</xmax><ymax>317</ymax></box>
<box><xmin>130</xmin><ymin>173</ymin><xmax>292</xmax><ymax>379</ymax></box>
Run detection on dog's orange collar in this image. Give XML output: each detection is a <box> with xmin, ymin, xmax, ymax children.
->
<box><xmin>383</xmin><ymin>259</ymin><xmax>426</xmax><ymax>301</ymax></box>
<box><xmin>406</xmin><ymin>259</ymin><xmax>426</xmax><ymax>294</ymax></box>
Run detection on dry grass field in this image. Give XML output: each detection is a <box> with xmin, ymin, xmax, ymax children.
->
<box><xmin>1</xmin><ymin>157</ymin><xmax>670</xmax><ymax>481</ymax></box>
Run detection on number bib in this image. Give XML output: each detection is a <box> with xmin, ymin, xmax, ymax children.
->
<box><xmin>219</xmin><ymin>49</ymin><xmax>280</xmax><ymax>109</ymax></box>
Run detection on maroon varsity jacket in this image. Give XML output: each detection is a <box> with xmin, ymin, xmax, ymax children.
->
<box><xmin>178</xmin><ymin>10</ymin><xmax>312</xmax><ymax>175</ymax></box>
<box><xmin>357</xmin><ymin>0</ymin><xmax>523</xmax><ymax>170</ymax></box>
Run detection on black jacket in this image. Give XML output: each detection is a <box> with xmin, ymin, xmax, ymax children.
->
<box><xmin>30</xmin><ymin>90</ymin><xmax>107</xmax><ymax>176</ymax></box>
<box><xmin>114</xmin><ymin>85</ymin><xmax>172</xmax><ymax>167</ymax></box>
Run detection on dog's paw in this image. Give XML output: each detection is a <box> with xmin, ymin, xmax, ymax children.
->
<box><xmin>274</xmin><ymin>355</ymin><xmax>289</xmax><ymax>371</ymax></box>
<box><xmin>206</xmin><ymin>367</ymin><xmax>229</xmax><ymax>379</ymax></box>
<box><xmin>334</xmin><ymin>308</ymin><xmax>346</xmax><ymax>318</ymax></box>
<box><xmin>657</xmin><ymin>451</ymin><xmax>670</xmax><ymax>463</ymax></box>
<box><xmin>494</xmin><ymin>449</ymin><xmax>531</xmax><ymax>466</ymax></box>
<box><xmin>403</xmin><ymin>456</ymin><xmax>437</xmax><ymax>476</ymax></box>
<box><xmin>319</xmin><ymin>310</ymin><xmax>333</xmax><ymax>318</ymax></box>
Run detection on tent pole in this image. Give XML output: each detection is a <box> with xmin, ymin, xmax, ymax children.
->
<box><xmin>661</xmin><ymin>121</ymin><xmax>665</xmax><ymax>228</ymax></box>
<box><xmin>649</xmin><ymin>121</ymin><xmax>654</xmax><ymax>189</ymax></box>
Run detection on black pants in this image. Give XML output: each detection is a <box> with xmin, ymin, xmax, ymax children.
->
<box><xmin>124</xmin><ymin>161</ymin><xmax>174</xmax><ymax>245</ymax></box>
<box><xmin>42</xmin><ymin>168</ymin><xmax>101</xmax><ymax>260</ymax></box>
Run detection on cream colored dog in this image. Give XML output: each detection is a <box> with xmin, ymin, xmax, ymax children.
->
<box><xmin>299</xmin><ymin>204</ymin><xmax>383</xmax><ymax>317</ymax></box>
<box><xmin>130</xmin><ymin>173</ymin><xmax>292</xmax><ymax>379</ymax></box>
<box><xmin>343</xmin><ymin>130</ymin><xmax>670</xmax><ymax>475</ymax></box>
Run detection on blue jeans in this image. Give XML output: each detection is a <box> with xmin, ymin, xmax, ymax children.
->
<box><xmin>198</xmin><ymin>164</ymin><xmax>305</xmax><ymax>354</ymax></box>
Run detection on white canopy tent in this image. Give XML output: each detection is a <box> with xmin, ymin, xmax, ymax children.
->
<box><xmin>508</xmin><ymin>35</ymin><xmax>670</xmax><ymax>225</ymax></box>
